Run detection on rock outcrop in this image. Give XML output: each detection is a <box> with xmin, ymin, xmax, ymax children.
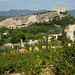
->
<box><xmin>0</xmin><ymin>12</ymin><xmax>59</xmax><ymax>29</ymax></box>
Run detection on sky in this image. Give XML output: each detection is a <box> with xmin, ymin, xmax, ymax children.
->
<box><xmin>0</xmin><ymin>0</ymin><xmax>75</xmax><ymax>11</ymax></box>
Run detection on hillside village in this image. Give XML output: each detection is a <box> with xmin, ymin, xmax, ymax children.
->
<box><xmin>0</xmin><ymin>6</ymin><xmax>75</xmax><ymax>52</ymax></box>
<box><xmin>0</xmin><ymin>6</ymin><xmax>75</xmax><ymax>47</ymax></box>
<box><xmin>0</xmin><ymin>6</ymin><xmax>67</xmax><ymax>29</ymax></box>
<box><xmin>0</xmin><ymin>6</ymin><xmax>75</xmax><ymax>75</ymax></box>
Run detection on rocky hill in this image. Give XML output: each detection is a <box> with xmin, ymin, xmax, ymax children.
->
<box><xmin>0</xmin><ymin>12</ymin><xmax>59</xmax><ymax>29</ymax></box>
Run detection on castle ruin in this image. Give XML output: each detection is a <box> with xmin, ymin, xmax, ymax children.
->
<box><xmin>53</xmin><ymin>6</ymin><xmax>66</xmax><ymax>13</ymax></box>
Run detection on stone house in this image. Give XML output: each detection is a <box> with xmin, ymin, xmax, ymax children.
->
<box><xmin>43</xmin><ymin>34</ymin><xmax>62</xmax><ymax>42</ymax></box>
<box><xmin>65</xmin><ymin>25</ymin><xmax>75</xmax><ymax>41</ymax></box>
<box><xmin>5</xmin><ymin>43</ymin><xmax>13</xmax><ymax>48</ymax></box>
<box><xmin>28</xmin><ymin>39</ymin><xmax>38</xmax><ymax>45</ymax></box>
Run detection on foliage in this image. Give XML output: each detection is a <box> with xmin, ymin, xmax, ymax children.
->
<box><xmin>0</xmin><ymin>34</ymin><xmax>5</xmax><ymax>46</ymax></box>
<box><xmin>0</xmin><ymin>18</ymin><xmax>3</xmax><ymax>21</ymax></box>
<box><xmin>25</xmin><ymin>37</ymin><xmax>28</xmax><ymax>50</ymax></box>
<box><xmin>38</xmin><ymin>38</ymin><xmax>42</xmax><ymax>50</ymax></box>
<box><xmin>51</xmin><ymin>26</ymin><xmax>61</xmax><ymax>34</ymax></box>
<box><xmin>60</xmin><ymin>11</ymin><xmax>67</xmax><ymax>15</ymax></box>
<box><xmin>74</xmin><ymin>31</ymin><xmax>75</xmax><ymax>38</ymax></box>
<box><xmin>0</xmin><ymin>44</ymin><xmax>74</xmax><ymax>75</ymax></box>
<box><xmin>52</xmin><ymin>15</ymin><xmax>75</xmax><ymax>27</ymax></box>
<box><xmin>27</xmin><ymin>34</ymin><xmax>36</xmax><ymax>40</ymax></box>
<box><xmin>46</xmin><ymin>33</ymin><xmax>48</xmax><ymax>49</ymax></box>
<box><xmin>14</xmin><ymin>45</ymin><xmax>20</xmax><ymax>50</ymax></box>
<box><xmin>32</xmin><ymin>21</ymin><xmax>54</xmax><ymax>27</ymax></box>
<box><xmin>0</xmin><ymin>14</ymin><xmax>75</xmax><ymax>75</ymax></box>
<box><xmin>0</xmin><ymin>39</ymin><xmax>5</xmax><ymax>46</ymax></box>
<box><xmin>0</xmin><ymin>46</ymin><xmax>12</xmax><ymax>53</ymax></box>
<box><xmin>58</xmin><ymin>27</ymin><xmax>72</xmax><ymax>45</ymax></box>
<box><xmin>5</xmin><ymin>39</ymin><xmax>10</xmax><ymax>43</ymax></box>
<box><xmin>0</xmin><ymin>27</ymin><xmax>7</xmax><ymax>34</ymax></box>
<box><xmin>50</xmin><ymin>39</ymin><xmax>61</xmax><ymax>46</ymax></box>
<box><xmin>10</xmin><ymin>30</ymin><xmax>25</xmax><ymax>44</ymax></box>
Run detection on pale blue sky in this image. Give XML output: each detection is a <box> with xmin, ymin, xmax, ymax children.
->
<box><xmin>0</xmin><ymin>0</ymin><xmax>75</xmax><ymax>11</ymax></box>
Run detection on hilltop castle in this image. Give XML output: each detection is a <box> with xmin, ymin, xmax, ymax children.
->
<box><xmin>0</xmin><ymin>12</ymin><xmax>59</xmax><ymax>29</ymax></box>
<box><xmin>53</xmin><ymin>6</ymin><xmax>66</xmax><ymax>13</ymax></box>
<box><xmin>0</xmin><ymin>6</ymin><xmax>66</xmax><ymax>29</ymax></box>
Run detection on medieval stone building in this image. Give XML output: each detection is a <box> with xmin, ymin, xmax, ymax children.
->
<box><xmin>53</xmin><ymin>6</ymin><xmax>66</xmax><ymax>13</ymax></box>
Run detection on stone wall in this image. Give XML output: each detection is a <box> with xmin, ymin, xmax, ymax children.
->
<box><xmin>53</xmin><ymin>6</ymin><xmax>66</xmax><ymax>13</ymax></box>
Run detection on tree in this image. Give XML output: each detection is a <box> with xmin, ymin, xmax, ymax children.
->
<box><xmin>0</xmin><ymin>34</ymin><xmax>5</xmax><ymax>46</ymax></box>
<box><xmin>11</xmin><ymin>30</ymin><xmax>19</xmax><ymax>44</ymax></box>
<box><xmin>0</xmin><ymin>39</ymin><xmax>5</xmax><ymax>46</ymax></box>
<box><xmin>58</xmin><ymin>26</ymin><xmax>72</xmax><ymax>45</ymax></box>
<box><xmin>36</xmin><ymin>33</ymin><xmax>43</xmax><ymax>39</ymax></box>
<box><xmin>38</xmin><ymin>40</ymin><xmax>41</xmax><ymax>50</ymax></box>
<box><xmin>38</xmin><ymin>38</ymin><xmax>42</xmax><ymax>50</ymax></box>
<box><xmin>40</xmin><ymin>38</ymin><xmax>42</xmax><ymax>49</ymax></box>
<box><xmin>51</xmin><ymin>26</ymin><xmax>61</xmax><ymax>34</ymax></box>
<box><xmin>0</xmin><ymin>27</ymin><xmax>6</xmax><ymax>34</ymax></box>
<box><xmin>27</xmin><ymin>34</ymin><xmax>36</xmax><ymax>40</ymax></box>
<box><xmin>46</xmin><ymin>33</ymin><xmax>48</xmax><ymax>49</ymax></box>
<box><xmin>74</xmin><ymin>31</ymin><xmax>75</xmax><ymax>38</ymax></box>
<box><xmin>11</xmin><ymin>30</ymin><xmax>25</xmax><ymax>46</ymax></box>
<box><xmin>14</xmin><ymin>45</ymin><xmax>19</xmax><ymax>51</ymax></box>
<box><xmin>25</xmin><ymin>37</ymin><xmax>28</xmax><ymax>50</ymax></box>
<box><xmin>74</xmin><ymin>31</ymin><xmax>75</xmax><ymax>42</ymax></box>
<box><xmin>17</xmin><ymin>32</ymin><xmax>24</xmax><ymax>47</ymax></box>
<box><xmin>58</xmin><ymin>27</ymin><xmax>67</xmax><ymax>45</ymax></box>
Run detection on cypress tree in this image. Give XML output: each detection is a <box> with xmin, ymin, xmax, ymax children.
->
<box><xmin>39</xmin><ymin>40</ymin><xmax>41</xmax><ymax>50</ymax></box>
<box><xmin>40</xmin><ymin>38</ymin><xmax>42</xmax><ymax>49</ymax></box>
<box><xmin>46</xmin><ymin>33</ymin><xmax>48</xmax><ymax>49</ymax></box>
<box><xmin>25</xmin><ymin>37</ymin><xmax>28</xmax><ymax>50</ymax></box>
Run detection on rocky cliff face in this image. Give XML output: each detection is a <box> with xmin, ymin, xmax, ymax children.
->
<box><xmin>0</xmin><ymin>12</ymin><xmax>59</xmax><ymax>29</ymax></box>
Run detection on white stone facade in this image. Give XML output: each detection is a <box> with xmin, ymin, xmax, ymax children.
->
<box><xmin>28</xmin><ymin>40</ymin><xmax>38</xmax><ymax>45</ymax></box>
<box><xmin>53</xmin><ymin>6</ymin><xmax>66</xmax><ymax>13</ymax></box>
<box><xmin>65</xmin><ymin>25</ymin><xmax>75</xmax><ymax>41</ymax></box>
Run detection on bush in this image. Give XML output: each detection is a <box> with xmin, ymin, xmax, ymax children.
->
<box><xmin>0</xmin><ymin>45</ymin><xmax>74</xmax><ymax>75</ymax></box>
